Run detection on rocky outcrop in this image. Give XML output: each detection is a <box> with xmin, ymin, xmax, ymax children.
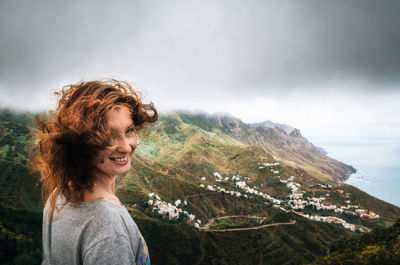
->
<box><xmin>289</xmin><ymin>128</ymin><xmax>302</xmax><ymax>138</ymax></box>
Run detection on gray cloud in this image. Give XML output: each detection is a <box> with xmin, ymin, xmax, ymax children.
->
<box><xmin>0</xmin><ymin>0</ymin><xmax>399</xmax><ymax>111</ymax></box>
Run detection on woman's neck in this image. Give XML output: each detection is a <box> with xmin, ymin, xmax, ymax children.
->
<box><xmin>82</xmin><ymin>176</ymin><xmax>121</xmax><ymax>206</ymax></box>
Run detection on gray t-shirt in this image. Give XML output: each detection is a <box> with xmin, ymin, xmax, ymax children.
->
<box><xmin>42</xmin><ymin>197</ymin><xmax>150</xmax><ymax>265</ymax></box>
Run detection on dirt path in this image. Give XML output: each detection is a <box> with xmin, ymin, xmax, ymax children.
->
<box><xmin>201</xmin><ymin>215</ymin><xmax>268</xmax><ymax>230</ymax></box>
<box><xmin>200</xmin><ymin>215</ymin><xmax>296</xmax><ymax>232</ymax></box>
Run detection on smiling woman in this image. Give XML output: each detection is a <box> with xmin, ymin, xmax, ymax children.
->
<box><xmin>94</xmin><ymin>107</ymin><xmax>138</xmax><ymax>179</ymax></box>
<box><xmin>85</xmin><ymin>107</ymin><xmax>140</xmax><ymax>206</ymax></box>
<box><xmin>35</xmin><ymin>79</ymin><xmax>157</xmax><ymax>265</ymax></box>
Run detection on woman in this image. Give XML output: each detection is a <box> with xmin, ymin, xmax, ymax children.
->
<box><xmin>36</xmin><ymin>79</ymin><xmax>157</xmax><ymax>265</ymax></box>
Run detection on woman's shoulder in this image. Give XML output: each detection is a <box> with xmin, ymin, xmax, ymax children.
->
<box><xmin>82</xmin><ymin>199</ymin><xmax>131</xmax><ymax>226</ymax></box>
<box><xmin>78</xmin><ymin>200</ymin><xmax>139</xmax><ymax>244</ymax></box>
<box><xmin>49</xmin><ymin>199</ymin><xmax>132</xmax><ymax>234</ymax></box>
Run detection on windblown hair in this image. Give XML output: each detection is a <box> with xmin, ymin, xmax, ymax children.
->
<box><xmin>35</xmin><ymin>79</ymin><xmax>157</xmax><ymax>210</ymax></box>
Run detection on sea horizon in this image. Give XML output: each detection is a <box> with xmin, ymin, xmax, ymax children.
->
<box><xmin>309</xmin><ymin>135</ymin><xmax>400</xmax><ymax>207</ymax></box>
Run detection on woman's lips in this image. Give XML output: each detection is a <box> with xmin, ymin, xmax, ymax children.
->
<box><xmin>111</xmin><ymin>156</ymin><xmax>128</xmax><ymax>162</ymax></box>
<box><xmin>110</xmin><ymin>155</ymin><xmax>130</xmax><ymax>165</ymax></box>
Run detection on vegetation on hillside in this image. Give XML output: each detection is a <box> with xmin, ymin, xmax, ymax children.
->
<box><xmin>0</xmin><ymin>204</ymin><xmax>42</xmax><ymax>265</ymax></box>
<box><xmin>312</xmin><ymin>219</ymin><xmax>400</xmax><ymax>265</ymax></box>
<box><xmin>134</xmin><ymin>211</ymin><xmax>351</xmax><ymax>265</ymax></box>
<box><xmin>0</xmin><ymin>108</ymin><xmax>399</xmax><ymax>265</ymax></box>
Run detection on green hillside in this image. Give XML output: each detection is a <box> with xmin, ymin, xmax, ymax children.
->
<box><xmin>0</xmin><ymin>108</ymin><xmax>399</xmax><ymax>265</ymax></box>
<box><xmin>168</xmin><ymin>112</ymin><xmax>356</xmax><ymax>184</ymax></box>
<box><xmin>0</xmin><ymin>109</ymin><xmax>42</xmax><ymax>211</ymax></box>
<box><xmin>312</xmin><ymin>219</ymin><xmax>400</xmax><ymax>264</ymax></box>
<box><xmin>134</xmin><ymin>211</ymin><xmax>351</xmax><ymax>265</ymax></box>
<box><xmin>0</xmin><ymin>203</ymin><xmax>42</xmax><ymax>265</ymax></box>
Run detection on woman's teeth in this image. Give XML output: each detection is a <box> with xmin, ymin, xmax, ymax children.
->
<box><xmin>112</xmin><ymin>157</ymin><xmax>128</xmax><ymax>162</ymax></box>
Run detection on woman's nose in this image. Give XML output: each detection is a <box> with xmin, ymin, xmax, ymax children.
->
<box><xmin>116</xmin><ymin>136</ymin><xmax>134</xmax><ymax>153</ymax></box>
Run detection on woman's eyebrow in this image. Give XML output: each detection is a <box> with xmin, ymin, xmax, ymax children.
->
<box><xmin>109</xmin><ymin>123</ymin><xmax>135</xmax><ymax>136</ymax></box>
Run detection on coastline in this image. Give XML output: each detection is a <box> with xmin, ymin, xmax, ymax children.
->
<box><xmin>341</xmin><ymin>169</ymin><xmax>357</xmax><ymax>183</ymax></box>
<box><xmin>316</xmin><ymin>135</ymin><xmax>400</xmax><ymax>208</ymax></box>
<box><xmin>336</xmin><ymin>164</ymin><xmax>357</xmax><ymax>184</ymax></box>
<box><xmin>333</xmin><ymin>160</ymin><xmax>400</xmax><ymax>209</ymax></box>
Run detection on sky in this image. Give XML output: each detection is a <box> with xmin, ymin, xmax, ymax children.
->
<box><xmin>1</xmin><ymin>0</ymin><xmax>400</xmax><ymax>141</ymax></box>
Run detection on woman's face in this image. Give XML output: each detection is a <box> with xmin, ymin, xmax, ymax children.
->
<box><xmin>95</xmin><ymin>107</ymin><xmax>137</xmax><ymax>179</ymax></box>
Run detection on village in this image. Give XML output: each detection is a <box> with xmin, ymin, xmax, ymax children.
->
<box><xmin>145</xmin><ymin>162</ymin><xmax>378</xmax><ymax>233</ymax></box>
<box><xmin>147</xmin><ymin>192</ymin><xmax>203</xmax><ymax>228</ymax></box>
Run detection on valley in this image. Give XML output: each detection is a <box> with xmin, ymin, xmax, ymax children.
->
<box><xmin>0</xmin><ymin>108</ymin><xmax>399</xmax><ymax>264</ymax></box>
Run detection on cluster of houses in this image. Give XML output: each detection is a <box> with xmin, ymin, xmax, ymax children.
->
<box><xmin>335</xmin><ymin>205</ymin><xmax>380</xmax><ymax>219</ymax></box>
<box><xmin>258</xmin><ymin>162</ymin><xmax>280</xmax><ymax>175</ymax></box>
<box><xmin>199</xmin><ymin>172</ymin><xmax>285</xmax><ymax>211</ymax></box>
<box><xmin>198</xmin><ymin>172</ymin><xmax>282</xmax><ymax>205</ymax></box>
<box><xmin>282</xmin><ymin>176</ymin><xmax>379</xmax><ymax>220</ymax></box>
<box><xmin>200</xmin><ymin>183</ymin><xmax>244</xmax><ymax>198</ymax></box>
<box><xmin>235</xmin><ymin>181</ymin><xmax>281</xmax><ymax>205</ymax></box>
<box><xmin>295</xmin><ymin>212</ymin><xmax>369</xmax><ymax>233</ymax></box>
<box><xmin>147</xmin><ymin>192</ymin><xmax>202</xmax><ymax>227</ymax></box>
<box><xmin>259</xmin><ymin>162</ymin><xmax>280</xmax><ymax>168</ymax></box>
<box><xmin>202</xmin><ymin>170</ymin><xmax>378</xmax><ymax>232</ymax></box>
<box><xmin>211</xmin><ymin>172</ymin><xmax>242</xmax><ymax>182</ymax></box>
<box><xmin>146</xmin><ymin>165</ymin><xmax>379</xmax><ymax>232</ymax></box>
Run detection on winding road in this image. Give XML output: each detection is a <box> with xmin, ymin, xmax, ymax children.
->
<box><xmin>200</xmin><ymin>215</ymin><xmax>296</xmax><ymax>232</ymax></box>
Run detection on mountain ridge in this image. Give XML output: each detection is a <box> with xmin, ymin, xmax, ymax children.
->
<box><xmin>1</xmin><ymin>107</ymin><xmax>399</xmax><ymax>265</ymax></box>
<box><xmin>251</xmin><ymin>119</ymin><xmax>295</xmax><ymax>135</ymax></box>
<box><xmin>162</xmin><ymin>111</ymin><xmax>356</xmax><ymax>184</ymax></box>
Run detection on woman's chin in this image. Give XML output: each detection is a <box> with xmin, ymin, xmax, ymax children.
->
<box><xmin>117</xmin><ymin>164</ymin><xmax>131</xmax><ymax>176</ymax></box>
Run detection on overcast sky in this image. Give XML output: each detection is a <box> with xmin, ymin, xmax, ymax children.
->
<box><xmin>1</xmin><ymin>0</ymin><xmax>399</xmax><ymax>140</ymax></box>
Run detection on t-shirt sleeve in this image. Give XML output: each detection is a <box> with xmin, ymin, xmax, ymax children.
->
<box><xmin>83</xmin><ymin>235</ymin><xmax>136</xmax><ymax>265</ymax></box>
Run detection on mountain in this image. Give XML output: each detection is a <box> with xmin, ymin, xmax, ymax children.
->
<box><xmin>1</xmin><ymin>108</ymin><xmax>399</xmax><ymax>265</ymax></box>
<box><xmin>251</xmin><ymin>120</ymin><xmax>295</xmax><ymax>134</ymax></box>
<box><xmin>316</xmin><ymin>147</ymin><xmax>328</xmax><ymax>155</ymax></box>
<box><xmin>141</xmin><ymin>112</ymin><xmax>356</xmax><ymax>184</ymax></box>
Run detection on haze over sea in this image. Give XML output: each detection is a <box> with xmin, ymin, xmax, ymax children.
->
<box><xmin>309</xmin><ymin>135</ymin><xmax>400</xmax><ymax>207</ymax></box>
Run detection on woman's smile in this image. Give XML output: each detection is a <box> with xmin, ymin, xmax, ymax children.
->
<box><xmin>110</xmin><ymin>154</ymin><xmax>131</xmax><ymax>164</ymax></box>
<box><xmin>95</xmin><ymin>107</ymin><xmax>138</xmax><ymax>178</ymax></box>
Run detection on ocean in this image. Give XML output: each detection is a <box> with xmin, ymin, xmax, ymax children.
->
<box><xmin>309</xmin><ymin>136</ymin><xmax>400</xmax><ymax>207</ymax></box>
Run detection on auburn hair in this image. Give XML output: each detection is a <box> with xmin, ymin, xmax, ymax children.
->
<box><xmin>35</xmin><ymin>79</ymin><xmax>157</xmax><ymax>210</ymax></box>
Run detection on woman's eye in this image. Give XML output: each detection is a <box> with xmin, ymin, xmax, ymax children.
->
<box><xmin>126</xmin><ymin>128</ymin><xmax>135</xmax><ymax>134</ymax></box>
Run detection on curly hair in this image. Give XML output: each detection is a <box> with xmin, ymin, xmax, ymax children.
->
<box><xmin>35</xmin><ymin>79</ymin><xmax>158</xmax><ymax>210</ymax></box>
